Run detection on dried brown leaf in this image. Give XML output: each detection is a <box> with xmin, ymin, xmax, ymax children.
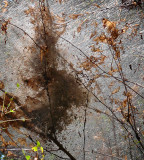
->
<box><xmin>95</xmin><ymin>83</ymin><xmax>101</xmax><ymax>94</ymax></box>
<box><xmin>108</xmin><ymin>81</ymin><xmax>114</xmax><ymax>88</ymax></box>
<box><xmin>24</xmin><ymin>7</ymin><xmax>34</xmax><ymax>15</ymax></box>
<box><xmin>125</xmin><ymin>92</ymin><xmax>132</xmax><ymax>98</ymax></box>
<box><xmin>124</xmin><ymin>155</ymin><xmax>127</xmax><ymax>160</ymax></box>
<box><xmin>1</xmin><ymin>20</ymin><xmax>10</xmax><ymax>34</ymax></box>
<box><xmin>99</xmin><ymin>55</ymin><xmax>106</xmax><ymax>64</ymax></box>
<box><xmin>111</xmin><ymin>67</ymin><xmax>118</xmax><ymax>72</ymax></box>
<box><xmin>69</xmin><ymin>14</ymin><xmax>82</xmax><ymax>20</ymax></box>
<box><xmin>118</xmin><ymin>63</ymin><xmax>122</xmax><ymax>71</ymax></box>
<box><xmin>91</xmin><ymin>46</ymin><xmax>102</xmax><ymax>52</ymax></box>
<box><xmin>91</xmin><ymin>21</ymin><xmax>98</xmax><ymax>28</ymax></box>
<box><xmin>122</xmin><ymin>99</ymin><xmax>127</xmax><ymax>108</ymax></box>
<box><xmin>131</xmin><ymin>85</ymin><xmax>139</xmax><ymax>92</ymax></box>
<box><xmin>90</xmin><ymin>31</ymin><xmax>97</xmax><ymax>39</ymax></box>
<box><xmin>94</xmin><ymin>108</ymin><xmax>102</xmax><ymax>113</ymax></box>
<box><xmin>95</xmin><ymin>74</ymin><xmax>100</xmax><ymax>79</ymax></box>
<box><xmin>0</xmin><ymin>81</ymin><xmax>4</xmax><ymax>90</ymax></box>
<box><xmin>59</xmin><ymin>0</ymin><xmax>62</xmax><ymax>4</ymax></box>
<box><xmin>103</xmin><ymin>18</ymin><xmax>116</xmax><ymax>32</ymax></box>
<box><xmin>93</xmin><ymin>34</ymin><xmax>107</xmax><ymax>43</ymax></box>
<box><xmin>93</xmin><ymin>3</ymin><xmax>100</xmax><ymax>8</ymax></box>
<box><xmin>8</xmin><ymin>141</ymin><xmax>17</xmax><ymax>147</ymax></box>
<box><xmin>18</xmin><ymin>138</ymin><xmax>27</xmax><ymax>146</ymax></box>
<box><xmin>0</xmin><ymin>135</ymin><xmax>7</xmax><ymax>147</ymax></box>
<box><xmin>55</xmin><ymin>15</ymin><xmax>65</xmax><ymax>23</ymax></box>
<box><xmin>7</xmin><ymin>151</ymin><xmax>16</xmax><ymax>157</ymax></box>
<box><xmin>108</xmin><ymin>70</ymin><xmax>113</xmax><ymax>76</ymax></box>
<box><xmin>77</xmin><ymin>26</ymin><xmax>81</xmax><ymax>33</ymax></box>
<box><xmin>112</xmin><ymin>86</ymin><xmax>120</xmax><ymax>94</ymax></box>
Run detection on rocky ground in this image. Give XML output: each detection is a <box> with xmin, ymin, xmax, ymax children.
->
<box><xmin>0</xmin><ymin>0</ymin><xmax>144</xmax><ymax>159</ymax></box>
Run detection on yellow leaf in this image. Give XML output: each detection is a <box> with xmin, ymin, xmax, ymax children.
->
<box><xmin>32</xmin><ymin>146</ymin><xmax>38</xmax><ymax>152</ymax></box>
<box><xmin>4</xmin><ymin>1</ymin><xmax>8</xmax><ymax>7</ymax></box>
<box><xmin>40</xmin><ymin>146</ymin><xmax>44</xmax><ymax>153</ymax></box>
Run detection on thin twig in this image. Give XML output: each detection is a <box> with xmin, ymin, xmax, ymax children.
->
<box><xmin>83</xmin><ymin>92</ymin><xmax>89</xmax><ymax>160</ymax></box>
<box><xmin>0</xmin><ymin>118</ymin><xmax>32</xmax><ymax>123</ymax></box>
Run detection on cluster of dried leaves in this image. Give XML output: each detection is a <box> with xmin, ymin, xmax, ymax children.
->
<box><xmin>72</xmin><ymin>9</ymin><xmax>144</xmax><ymax>156</ymax></box>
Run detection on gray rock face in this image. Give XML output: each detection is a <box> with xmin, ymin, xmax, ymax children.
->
<box><xmin>0</xmin><ymin>0</ymin><xmax>144</xmax><ymax>159</ymax></box>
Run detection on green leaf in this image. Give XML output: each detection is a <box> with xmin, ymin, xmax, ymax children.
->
<box><xmin>25</xmin><ymin>155</ymin><xmax>31</xmax><ymax>160</ymax></box>
<box><xmin>40</xmin><ymin>146</ymin><xmax>44</xmax><ymax>153</ymax></box>
<box><xmin>7</xmin><ymin>103</ymin><xmax>11</xmax><ymax>108</ymax></box>
<box><xmin>22</xmin><ymin>149</ymin><xmax>25</xmax><ymax>156</ymax></box>
<box><xmin>10</xmin><ymin>109</ymin><xmax>15</xmax><ymax>113</ymax></box>
<box><xmin>10</xmin><ymin>98</ymin><xmax>13</xmax><ymax>101</ymax></box>
<box><xmin>37</xmin><ymin>141</ymin><xmax>41</xmax><ymax>147</ymax></box>
<box><xmin>134</xmin><ymin>139</ymin><xmax>140</xmax><ymax>144</ymax></box>
<box><xmin>16</xmin><ymin>83</ymin><xmax>20</xmax><ymax>88</ymax></box>
<box><xmin>32</xmin><ymin>146</ymin><xmax>38</xmax><ymax>152</ymax></box>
